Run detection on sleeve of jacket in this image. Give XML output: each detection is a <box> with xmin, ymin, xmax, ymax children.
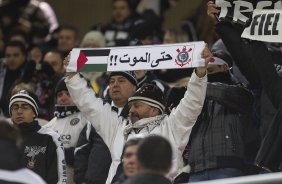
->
<box><xmin>45</xmin><ymin>130</ymin><xmax>67</xmax><ymax>184</ymax></box>
<box><xmin>65</xmin><ymin>74</ymin><xmax>120</xmax><ymax>148</ymax></box>
<box><xmin>206</xmin><ymin>83</ymin><xmax>254</xmax><ymax>114</ymax></box>
<box><xmin>215</xmin><ymin>21</ymin><xmax>261</xmax><ymax>88</ymax></box>
<box><xmin>166</xmin><ymin>71</ymin><xmax>207</xmax><ymax>151</ymax></box>
<box><xmin>249</xmin><ymin>41</ymin><xmax>282</xmax><ymax>109</ymax></box>
<box><xmin>74</xmin><ymin>122</ymin><xmax>92</xmax><ymax>184</ymax></box>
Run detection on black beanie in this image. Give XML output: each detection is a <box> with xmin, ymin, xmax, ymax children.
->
<box><xmin>55</xmin><ymin>77</ymin><xmax>68</xmax><ymax>97</ymax></box>
<box><xmin>9</xmin><ymin>90</ymin><xmax>39</xmax><ymax>116</ymax></box>
<box><xmin>128</xmin><ymin>83</ymin><xmax>165</xmax><ymax>113</ymax></box>
<box><xmin>110</xmin><ymin>71</ymin><xmax>137</xmax><ymax>86</ymax></box>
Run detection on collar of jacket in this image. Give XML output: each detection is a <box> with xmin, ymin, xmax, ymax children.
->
<box><xmin>17</xmin><ymin>120</ymin><xmax>40</xmax><ymax>134</ymax></box>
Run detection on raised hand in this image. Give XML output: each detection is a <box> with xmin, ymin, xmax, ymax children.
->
<box><xmin>196</xmin><ymin>44</ymin><xmax>213</xmax><ymax>77</ymax></box>
<box><xmin>207</xmin><ymin>1</ymin><xmax>220</xmax><ymax>24</ymax></box>
<box><xmin>63</xmin><ymin>53</ymin><xmax>77</xmax><ymax>78</ymax></box>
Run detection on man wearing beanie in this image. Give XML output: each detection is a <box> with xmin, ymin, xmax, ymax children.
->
<box><xmin>44</xmin><ymin>77</ymin><xmax>111</xmax><ymax>184</ymax></box>
<box><xmin>73</xmin><ymin>71</ymin><xmax>137</xmax><ymax>184</ymax></box>
<box><xmin>9</xmin><ymin>90</ymin><xmax>67</xmax><ymax>184</ymax></box>
<box><xmin>64</xmin><ymin>46</ymin><xmax>210</xmax><ymax>183</ymax></box>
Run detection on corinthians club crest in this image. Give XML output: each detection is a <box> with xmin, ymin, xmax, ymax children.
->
<box><xmin>175</xmin><ymin>46</ymin><xmax>192</xmax><ymax>67</ymax></box>
<box><xmin>24</xmin><ymin>146</ymin><xmax>46</xmax><ymax>169</ymax></box>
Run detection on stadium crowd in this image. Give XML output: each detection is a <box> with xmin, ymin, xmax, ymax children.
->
<box><xmin>0</xmin><ymin>0</ymin><xmax>282</xmax><ymax>184</ymax></box>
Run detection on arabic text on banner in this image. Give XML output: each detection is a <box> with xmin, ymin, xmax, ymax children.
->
<box><xmin>67</xmin><ymin>41</ymin><xmax>206</xmax><ymax>72</ymax></box>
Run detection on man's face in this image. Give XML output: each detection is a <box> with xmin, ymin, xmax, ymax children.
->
<box><xmin>112</xmin><ymin>0</ymin><xmax>131</xmax><ymax>23</ymax></box>
<box><xmin>10</xmin><ymin>102</ymin><xmax>35</xmax><ymax>124</ymax></box>
<box><xmin>29</xmin><ymin>47</ymin><xmax>42</xmax><ymax>63</ymax></box>
<box><xmin>43</xmin><ymin>52</ymin><xmax>64</xmax><ymax>74</ymax></box>
<box><xmin>58</xmin><ymin>29</ymin><xmax>78</xmax><ymax>52</ymax></box>
<box><xmin>122</xmin><ymin>145</ymin><xmax>139</xmax><ymax>177</ymax></box>
<box><xmin>128</xmin><ymin>101</ymin><xmax>157</xmax><ymax>123</ymax></box>
<box><xmin>56</xmin><ymin>90</ymin><xmax>75</xmax><ymax>106</ymax></box>
<box><xmin>5</xmin><ymin>46</ymin><xmax>25</xmax><ymax>71</ymax></box>
<box><xmin>109</xmin><ymin>76</ymin><xmax>136</xmax><ymax>107</ymax></box>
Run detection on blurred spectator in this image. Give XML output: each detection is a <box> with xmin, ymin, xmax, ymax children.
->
<box><xmin>9</xmin><ymin>90</ymin><xmax>67</xmax><ymax>183</ymax></box>
<box><xmin>0</xmin><ymin>0</ymin><xmax>52</xmax><ymax>44</ymax></box>
<box><xmin>79</xmin><ymin>30</ymin><xmax>107</xmax><ymax>95</ymax></box>
<box><xmin>98</xmin><ymin>0</ymin><xmax>138</xmax><ymax>46</ymax></box>
<box><xmin>0</xmin><ymin>41</ymin><xmax>27</xmax><ymax>117</ymax></box>
<box><xmin>112</xmin><ymin>138</ymin><xmax>142</xmax><ymax>184</ymax></box>
<box><xmin>57</xmin><ymin>25</ymin><xmax>80</xmax><ymax>57</ymax></box>
<box><xmin>8</xmin><ymin>28</ymin><xmax>30</xmax><ymax>48</ymax></box>
<box><xmin>43</xmin><ymin>49</ymin><xmax>65</xmax><ymax>76</ymax></box>
<box><xmin>44</xmin><ymin>77</ymin><xmax>89</xmax><ymax>184</ymax></box>
<box><xmin>17</xmin><ymin>60</ymin><xmax>59</xmax><ymax>120</ymax></box>
<box><xmin>162</xmin><ymin>28</ymin><xmax>189</xmax><ymax>44</ymax></box>
<box><xmin>28</xmin><ymin>44</ymin><xmax>43</xmax><ymax>63</ymax></box>
<box><xmin>0</xmin><ymin>118</ymin><xmax>46</xmax><ymax>184</ymax></box>
<box><xmin>123</xmin><ymin>135</ymin><xmax>173</xmax><ymax>184</ymax></box>
<box><xmin>80</xmin><ymin>30</ymin><xmax>106</xmax><ymax>48</ymax></box>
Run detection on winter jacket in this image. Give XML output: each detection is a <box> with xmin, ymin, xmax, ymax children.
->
<box><xmin>74</xmin><ymin>102</ymin><xmax>129</xmax><ymax>184</ymax></box>
<box><xmin>248</xmin><ymin>41</ymin><xmax>282</xmax><ymax>171</ymax></box>
<box><xmin>65</xmin><ymin>71</ymin><xmax>207</xmax><ymax>183</ymax></box>
<box><xmin>18</xmin><ymin>121</ymin><xmax>67</xmax><ymax>184</ymax></box>
<box><xmin>74</xmin><ymin>122</ymin><xmax>111</xmax><ymax>184</ymax></box>
<box><xmin>44</xmin><ymin>112</ymin><xmax>88</xmax><ymax>184</ymax></box>
<box><xmin>0</xmin><ymin>139</ymin><xmax>46</xmax><ymax>184</ymax></box>
<box><xmin>188</xmin><ymin>82</ymin><xmax>254</xmax><ymax>173</ymax></box>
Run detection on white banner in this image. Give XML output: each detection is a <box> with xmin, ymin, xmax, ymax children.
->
<box><xmin>107</xmin><ymin>42</ymin><xmax>205</xmax><ymax>71</ymax></box>
<box><xmin>242</xmin><ymin>9</ymin><xmax>282</xmax><ymax>43</ymax></box>
<box><xmin>68</xmin><ymin>41</ymin><xmax>205</xmax><ymax>72</ymax></box>
<box><xmin>215</xmin><ymin>0</ymin><xmax>282</xmax><ymax>24</ymax></box>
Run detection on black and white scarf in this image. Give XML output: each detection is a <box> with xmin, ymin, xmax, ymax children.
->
<box><xmin>123</xmin><ymin>115</ymin><xmax>166</xmax><ymax>140</ymax></box>
<box><xmin>54</xmin><ymin>105</ymin><xmax>80</xmax><ymax>118</ymax></box>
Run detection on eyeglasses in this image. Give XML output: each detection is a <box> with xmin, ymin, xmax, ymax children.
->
<box><xmin>11</xmin><ymin>104</ymin><xmax>32</xmax><ymax>112</ymax></box>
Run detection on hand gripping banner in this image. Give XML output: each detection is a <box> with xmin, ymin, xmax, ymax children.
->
<box><xmin>67</xmin><ymin>41</ymin><xmax>206</xmax><ymax>72</ymax></box>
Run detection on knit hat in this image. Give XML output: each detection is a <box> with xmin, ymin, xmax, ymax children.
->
<box><xmin>80</xmin><ymin>31</ymin><xmax>106</xmax><ymax>48</ymax></box>
<box><xmin>9</xmin><ymin>90</ymin><xmax>39</xmax><ymax>116</ymax></box>
<box><xmin>110</xmin><ymin>71</ymin><xmax>138</xmax><ymax>86</ymax></box>
<box><xmin>128</xmin><ymin>83</ymin><xmax>165</xmax><ymax>113</ymax></box>
<box><xmin>55</xmin><ymin>77</ymin><xmax>68</xmax><ymax>97</ymax></box>
<box><xmin>210</xmin><ymin>50</ymin><xmax>233</xmax><ymax>68</ymax></box>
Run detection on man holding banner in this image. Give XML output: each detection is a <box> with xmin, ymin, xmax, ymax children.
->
<box><xmin>63</xmin><ymin>44</ymin><xmax>210</xmax><ymax>183</ymax></box>
<box><xmin>206</xmin><ymin>0</ymin><xmax>282</xmax><ymax>177</ymax></box>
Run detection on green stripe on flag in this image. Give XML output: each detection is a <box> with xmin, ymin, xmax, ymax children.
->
<box><xmin>80</xmin><ymin>64</ymin><xmax>107</xmax><ymax>72</ymax></box>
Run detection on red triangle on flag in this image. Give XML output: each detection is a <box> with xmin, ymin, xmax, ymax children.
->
<box><xmin>77</xmin><ymin>51</ymin><xmax>88</xmax><ymax>71</ymax></box>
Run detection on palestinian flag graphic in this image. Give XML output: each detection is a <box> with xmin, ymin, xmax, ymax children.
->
<box><xmin>69</xmin><ymin>48</ymin><xmax>110</xmax><ymax>72</ymax></box>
